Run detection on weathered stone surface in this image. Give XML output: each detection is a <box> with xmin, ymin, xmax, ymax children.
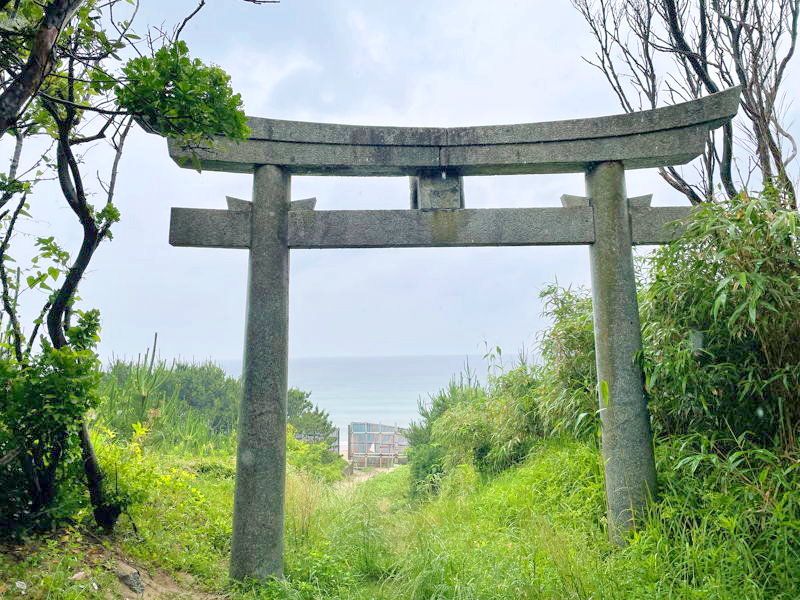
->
<box><xmin>631</xmin><ymin>205</ymin><xmax>693</xmax><ymax>244</ymax></box>
<box><xmin>412</xmin><ymin>170</ymin><xmax>464</xmax><ymax>209</ymax></box>
<box><xmin>229</xmin><ymin>165</ymin><xmax>289</xmax><ymax>580</ymax></box>
<box><xmin>440</xmin><ymin>127</ymin><xmax>708</xmax><ymax>175</ymax></box>
<box><xmin>445</xmin><ymin>87</ymin><xmax>739</xmax><ymax>145</ymax></box>
<box><xmin>558</xmin><ymin>194</ymin><xmax>687</xmax><ymax>244</ymax></box>
<box><xmin>170</xmin><ymin>207</ymin><xmax>250</xmax><ymax>249</ymax></box>
<box><xmin>226</xmin><ymin>196</ymin><xmax>251</xmax><ymax>211</ymax></box>
<box><xmin>587</xmin><ymin>161</ymin><xmax>656</xmax><ymax>544</ymax></box>
<box><xmin>238</xmin><ymin>86</ymin><xmax>739</xmax><ymax>146</ymax></box>
<box><xmin>169</xmin><ymin>205</ymin><xmax>692</xmax><ymax>250</ymax></box>
<box><xmin>246</xmin><ymin>117</ymin><xmax>445</xmax><ymax>146</ymax></box>
<box><xmin>225</xmin><ymin>196</ymin><xmax>317</xmax><ymax>211</ymax></box>
<box><xmin>114</xmin><ymin>562</ymin><xmax>144</xmax><ymax>594</ymax></box>
<box><xmin>166</xmin><ymin>87</ymin><xmax>740</xmax><ymax>175</ymax></box>
<box><xmin>628</xmin><ymin>194</ymin><xmax>653</xmax><ymax>207</ymax></box>
<box><xmin>560</xmin><ymin>194</ymin><xmax>590</xmax><ymax>208</ymax></box>
<box><xmin>289</xmin><ymin>207</ymin><xmax>594</xmax><ymax>248</ymax></box>
<box><xmin>561</xmin><ymin>193</ymin><xmax>652</xmax><ymax>208</ymax></box>
<box><xmin>291</xmin><ymin>197</ymin><xmax>317</xmax><ymax>211</ymax></box>
<box><xmin>171</xmin><ymin>207</ymin><xmax>598</xmax><ymax>249</ymax></box>
<box><xmin>167</xmin><ymin>138</ymin><xmax>440</xmax><ymax>175</ymax></box>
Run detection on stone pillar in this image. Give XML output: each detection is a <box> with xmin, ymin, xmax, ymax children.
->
<box><xmin>587</xmin><ymin>161</ymin><xmax>656</xmax><ymax>544</ymax></box>
<box><xmin>230</xmin><ymin>165</ymin><xmax>290</xmax><ymax>580</ymax></box>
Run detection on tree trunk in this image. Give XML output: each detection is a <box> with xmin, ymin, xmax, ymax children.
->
<box><xmin>46</xmin><ymin>232</ymin><xmax>121</xmax><ymax>531</ymax></box>
<box><xmin>78</xmin><ymin>420</ymin><xmax>120</xmax><ymax>530</ymax></box>
<box><xmin>0</xmin><ymin>0</ymin><xmax>85</xmax><ymax>136</ymax></box>
<box><xmin>45</xmin><ymin>138</ymin><xmax>121</xmax><ymax>531</ymax></box>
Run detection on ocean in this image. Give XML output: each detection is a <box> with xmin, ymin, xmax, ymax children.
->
<box><xmin>219</xmin><ymin>354</ymin><xmax>488</xmax><ymax>434</ymax></box>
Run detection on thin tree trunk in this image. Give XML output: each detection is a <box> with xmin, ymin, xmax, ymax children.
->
<box><xmin>46</xmin><ymin>135</ymin><xmax>121</xmax><ymax>531</ymax></box>
<box><xmin>78</xmin><ymin>420</ymin><xmax>120</xmax><ymax>529</ymax></box>
<box><xmin>0</xmin><ymin>0</ymin><xmax>85</xmax><ymax>136</ymax></box>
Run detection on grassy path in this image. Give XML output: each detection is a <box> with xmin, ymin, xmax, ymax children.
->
<box><xmin>3</xmin><ymin>440</ymin><xmax>798</xmax><ymax>599</ymax></box>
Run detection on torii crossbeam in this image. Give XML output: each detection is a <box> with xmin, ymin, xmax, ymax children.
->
<box><xmin>164</xmin><ymin>87</ymin><xmax>740</xmax><ymax>580</ymax></box>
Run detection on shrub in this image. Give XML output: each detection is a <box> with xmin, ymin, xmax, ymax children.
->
<box><xmin>431</xmin><ymin>365</ymin><xmax>541</xmax><ymax>475</ymax></box>
<box><xmin>641</xmin><ymin>189</ymin><xmax>800</xmax><ymax>448</ymax></box>
<box><xmin>407</xmin><ymin>365</ymin><xmax>542</xmax><ymax>487</ymax></box>
<box><xmin>287</xmin><ymin>424</ymin><xmax>347</xmax><ymax>483</ymax></box>
<box><xmin>406</xmin><ymin>377</ymin><xmax>484</xmax><ymax>494</ymax></box>
<box><xmin>162</xmin><ymin>362</ymin><xmax>241</xmax><ymax>434</ymax></box>
<box><xmin>288</xmin><ymin>388</ymin><xmax>338</xmax><ymax>446</ymax></box>
<box><xmin>0</xmin><ymin>344</ymin><xmax>101</xmax><ymax>534</ymax></box>
<box><xmin>536</xmin><ymin>283</ymin><xmax>597</xmax><ymax>438</ymax></box>
<box><xmin>100</xmin><ymin>356</ymin><xmax>241</xmax><ymax>444</ymax></box>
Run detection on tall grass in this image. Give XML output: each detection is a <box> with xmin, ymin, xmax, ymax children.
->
<box><xmin>97</xmin><ymin>344</ymin><xmax>238</xmax><ymax>456</ymax></box>
<box><xmin>61</xmin><ymin>429</ymin><xmax>794</xmax><ymax>600</ymax></box>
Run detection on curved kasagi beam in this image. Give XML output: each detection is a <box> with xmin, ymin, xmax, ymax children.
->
<box><xmin>167</xmin><ymin>87</ymin><xmax>740</xmax><ymax>176</ymax></box>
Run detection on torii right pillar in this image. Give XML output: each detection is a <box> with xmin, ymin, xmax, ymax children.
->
<box><xmin>587</xmin><ymin>160</ymin><xmax>656</xmax><ymax>543</ymax></box>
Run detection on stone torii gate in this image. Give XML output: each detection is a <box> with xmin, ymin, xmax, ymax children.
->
<box><xmin>164</xmin><ymin>87</ymin><xmax>739</xmax><ymax>580</ymax></box>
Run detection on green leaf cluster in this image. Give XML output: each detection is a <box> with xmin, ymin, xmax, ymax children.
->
<box><xmin>641</xmin><ymin>187</ymin><xmax>800</xmax><ymax>446</ymax></box>
<box><xmin>115</xmin><ymin>41</ymin><xmax>249</xmax><ymax>146</ymax></box>
<box><xmin>288</xmin><ymin>388</ymin><xmax>338</xmax><ymax>445</ymax></box>
<box><xmin>0</xmin><ymin>343</ymin><xmax>101</xmax><ymax>531</ymax></box>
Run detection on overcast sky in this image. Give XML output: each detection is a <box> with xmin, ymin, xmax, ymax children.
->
<box><xmin>8</xmin><ymin>0</ymin><xmax>800</xmax><ymax>363</ymax></box>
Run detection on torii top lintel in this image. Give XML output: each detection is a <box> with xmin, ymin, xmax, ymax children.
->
<box><xmin>167</xmin><ymin>87</ymin><xmax>740</xmax><ymax>176</ymax></box>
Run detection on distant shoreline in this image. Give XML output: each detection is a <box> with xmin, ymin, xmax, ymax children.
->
<box><xmin>217</xmin><ymin>353</ymin><xmax>489</xmax><ymax>379</ymax></box>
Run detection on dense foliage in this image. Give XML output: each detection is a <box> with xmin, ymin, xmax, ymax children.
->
<box><xmin>1</xmin><ymin>0</ymin><xmax>253</xmax><ymax>530</ymax></box>
<box><xmin>4</xmin><ymin>433</ymin><xmax>798</xmax><ymax>599</ymax></box>
<box><xmin>102</xmin><ymin>354</ymin><xmax>241</xmax><ymax>446</ymax></box>
<box><xmin>97</xmin><ymin>352</ymin><xmax>346</xmax><ymax>483</ymax></box>
<box><xmin>0</xmin><ymin>345</ymin><xmax>100</xmax><ymax>532</ymax></box>
<box><xmin>100</xmin><ymin>354</ymin><xmax>338</xmax><ymax>455</ymax></box>
<box><xmin>642</xmin><ymin>188</ymin><xmax>800</xmax><ymax>447</ymax></box>
<box><xmin>288</xmin><ymin>389</ymin><xmax>338</xmax><ymax>446</ymax></box>
<box><xmin>0</xmin><ymin>312</ymin><xmax>103</xmax><ymax>533</ymax></box>
<box><xmin>116</xmin><ymin>41</ymin><xmax>249</xmax><ymax>146</ymax></box>
<box><xmin>408</xmin><ymin>189</ymin><xmax>800</xmax><ymax>491</ymax></box>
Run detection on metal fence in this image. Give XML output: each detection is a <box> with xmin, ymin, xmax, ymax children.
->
<box><xmin>348</xmin><ymin>422</ymin><xmax>408</xmax><ymax>468</ymax></box>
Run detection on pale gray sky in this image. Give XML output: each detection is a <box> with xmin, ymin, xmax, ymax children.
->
<box><xmin>7</xmin><ymin>0</ymin><xmax>800</xmax><ymax>362</ymax></box>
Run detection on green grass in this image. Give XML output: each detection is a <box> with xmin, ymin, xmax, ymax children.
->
<box><xmin>4</xmin><ymin>434</ymin><xmax>796</xmax><ymax>599</ymax></box>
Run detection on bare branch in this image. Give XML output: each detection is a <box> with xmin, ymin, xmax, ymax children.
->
<box><xmin>174</xmin><ymin>0</ymin><xmax>205</xmax><ymax>41</ymax></box>
<box><xmin>0</xmin><ymin>194</ymin><xmax>27</xmax><ymax>361</ymax></box>
<box><xmin>0</xmin><ymin>131</ymin><xmax>24</xmax><ymax>211</ymax></box>
<box><xmin>103</xmin><ymin>116</ymin><xmax>132</xmax><ymax>210</ymax></box>
<box><xmin>573</xmin><ymin>0</ymin><xmax>800</xmax><ymax>205</ymax></box>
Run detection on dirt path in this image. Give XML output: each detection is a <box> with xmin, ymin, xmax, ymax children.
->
<box><xmin>335</xmin><ymin>466</ymin><xmax>397</xmax><ymax>492</ymax></box>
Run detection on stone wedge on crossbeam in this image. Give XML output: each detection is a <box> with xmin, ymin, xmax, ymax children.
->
<box><xmin>225</xmin><ymin>196</ymin><xmax>317</xmax><ymax>211</ymax></box>
<box><xmin>560</xmin><ymin>194</ymin><xmax>653</xmax><ymax>208</ymax></box>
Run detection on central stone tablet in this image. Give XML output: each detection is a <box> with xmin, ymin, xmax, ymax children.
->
<box><xmin>410</xmin><ymin>169</ymin><xmax>464</xmax><ymax>209</ymax></box>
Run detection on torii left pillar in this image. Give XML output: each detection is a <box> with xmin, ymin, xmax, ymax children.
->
<box><xmin>230</xmin><ymin>165</ymin><xmax>291</xmax><ymax>580</ymax></box>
